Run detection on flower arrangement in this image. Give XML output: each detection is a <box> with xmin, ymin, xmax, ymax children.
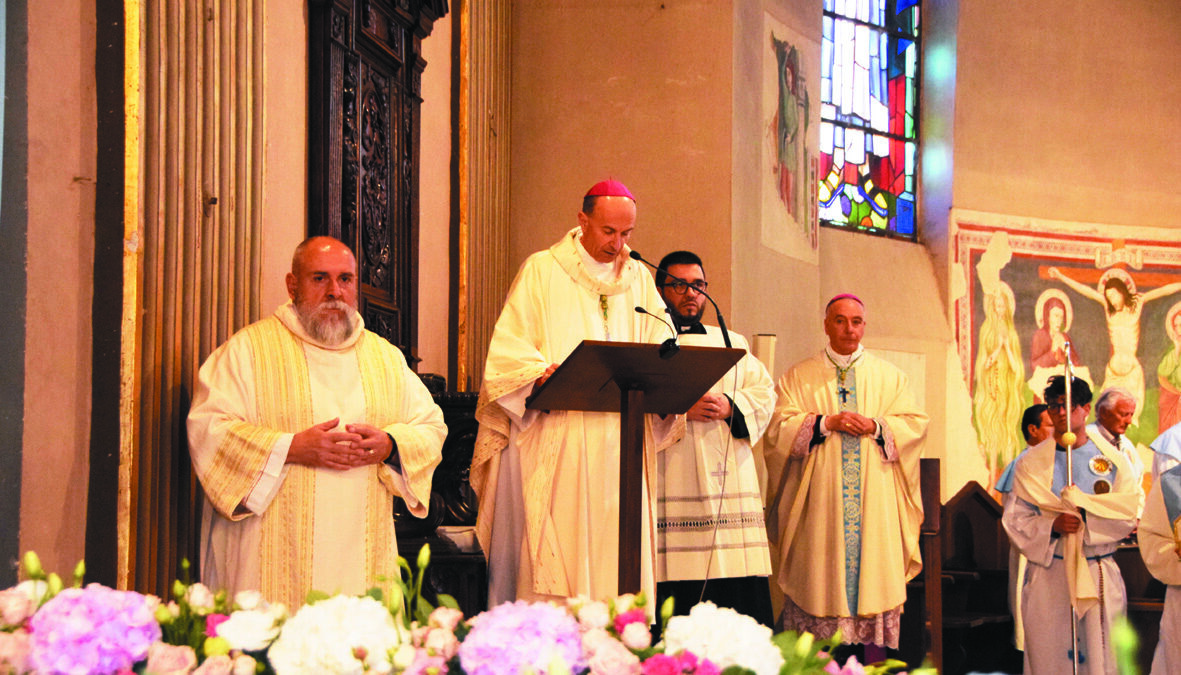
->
<box><xmin>0</xmin><ymin>549</ymin><xmax>936</xmax><ymax>675</ymax></box>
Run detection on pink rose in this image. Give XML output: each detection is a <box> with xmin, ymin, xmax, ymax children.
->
<box><xmin>205</xmin><ymin>613</ymin><xmax>230</xmax><ymax>637</ymax></box>
<box><xmin>193</xmin><ymin>654</ymin><xmax>234</xmax><ymax>675</ymax></box>
<box><xmin>429</xmin><ymin>605</ymin><xmax>464</xmax><ymax>632</ymax></box>
<box><xmin>613</xmin><ymin>607</ymin><xmax>648</xmax><ymax>635</ymax></box>
<box><xmin>424</xmin><ymin>627</ymin><xmax>460</xmax><ymax>660</ymax></box>
<box><xmin>230</xmin><ymin>654</ymin><xmax>257</xmax><ymax>675</ymax></box>
<box><xmin>826</xmin><ymin>655</ymin><xmax>867</xmax><ymax>675</ymax></box>
<box><xmin>0</xmin><ymin>588</ymin><xmax>34</xmax><ymax>628</ymax></box>
<box><xmin>640</xmin><ymin>653</ymin><xmax>681</xmax><ymax>675</ymax></box>
<box><xmin>0</xmin><ymin>629</ymin><xmax>30</xmax><ymax>674</ymax></box>
<box><xmin>587</xmin><ymin>633</ymin><xmax>641</xmax><ymax>675</ymax></box>
<box><xmin>144</xmin><ymin>641</ymin><xmax>198</xmax><ymax>674</ymax></box>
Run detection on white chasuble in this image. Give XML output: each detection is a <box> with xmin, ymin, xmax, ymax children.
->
<box><xmin>188</xmin><ymin>304</ymin><xmax>446</xmax><ymax>608</ymax></box>
<box><xmin>657</xmin><ymin>327</ymin><xmax>776</xmax><ymax>582</ymax></box>
<box><xmin>472</xmin><ymin>227</ymin><xmax>682</xmax><ymax>604</ymax></box>
<box><xmin>764</xmin><ymin>349</ymin><xmax>927</xmax><ymax>647</ymax></box>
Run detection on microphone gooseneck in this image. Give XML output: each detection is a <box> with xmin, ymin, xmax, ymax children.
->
<box><xmin>629</xmin><ymin>250</ymin><xmax>732</xmax><ymax>349</ymax></box>
<box><xmin>633</xmin><ymin>306</ymin><xmax>680</xmax><ymax>360</ymax></box>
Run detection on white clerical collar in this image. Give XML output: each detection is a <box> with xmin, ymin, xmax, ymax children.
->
<box><xmin>825</xmin><ymin>344</ymin><xmax>865</xmax><ymax>368</ymax></box>
<box><xmin>575</xmin><ymin>232</ymin><xmax>617</xmax><ymax>282</ymax></box>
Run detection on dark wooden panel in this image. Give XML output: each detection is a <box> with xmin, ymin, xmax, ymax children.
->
<box><xmin>308</xmin><ymin>0</ymin><xmax>448</xmax><ymax>363</ymax></box>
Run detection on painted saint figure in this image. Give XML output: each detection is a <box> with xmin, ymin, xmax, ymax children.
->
<box><xmin>1157</xmin><ymin>301</ymin><xmax>1181</xmax><ymax>432</ymax></box>
<box><xmin>974</xmin><ymin>282</ymin><xmax>1025</xmax><ymax>488</ymax></box>
<box><xmin>772</xmin><ymin>35</ymin><xmax>809</xmax><ymax>227</ymax></box>
<box><xmin>1026</xmin><ymin>289</ymin><xmax>1092</xmax><ymax>404</ymax></box>
<box><xmin>1050</xmin><ymin>266</ymin><xmax>1181</xmax><ymax>427</ymax></box>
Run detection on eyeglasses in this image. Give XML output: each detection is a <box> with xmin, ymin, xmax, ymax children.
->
<box><xmin>1046</xmin><ymin>400</ymin><xmax>1078</xmax><ymax>411</ymax></box>
<box><xmin>661</xmin><ymin>280</ymin><xmax>708</xmax><ymax>295</ymax></box>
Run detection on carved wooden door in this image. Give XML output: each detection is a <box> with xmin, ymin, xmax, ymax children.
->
<box><xmin>308</xmin><ymin>0</ymin><xmax>447</xmax><ymax>365</ymax></box>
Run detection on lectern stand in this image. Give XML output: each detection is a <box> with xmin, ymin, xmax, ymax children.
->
<box><xmin>526</xmin><ymin>340</ymin><xmax>743</xmax><ymax>593</ymax></box>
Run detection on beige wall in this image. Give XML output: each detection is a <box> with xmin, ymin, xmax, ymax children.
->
<box><xmin>418</xmin><ymin>14</ymin><xmax>452</xmax><ymax>377</ymax></box>
<box><xmin>953</xmin><ymin>0</ymin><xmax>1181</xmax><ymax>228</ymax></box>
<box><xmin>20</xmin><ymin>0</ymin><xmax>96</xmax><ymax>576</ymax></box>
<box><xmin>261</xmin><ymin>1</ymin><xmax>308</xmax><ymax>311</ymax></box>
<box><xmin>509</xmin><ymin>1</ymin><xmax>732</xmax><ymax>312</ymax></box>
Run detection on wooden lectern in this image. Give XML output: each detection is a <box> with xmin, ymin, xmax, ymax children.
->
<box><xmin>526</xmin><ymin>340</ymin><xmax>743</xmax><ymax>593</ymax></box>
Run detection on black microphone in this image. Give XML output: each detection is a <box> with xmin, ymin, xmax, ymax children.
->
<box><xmin>634</xmin><ymin>306</ymin><xmax>680</xmax><ymax>360</ymax></box>
<box><xmin>629</xmin><ymin>250</ymin><xmax>733</xmax><ymax>349</ymax></box>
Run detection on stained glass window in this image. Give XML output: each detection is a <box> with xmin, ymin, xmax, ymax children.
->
<box><xmin>819</xmin><ymin>0</ymin><xmax>920</xmax><ymax>239</ymax></box>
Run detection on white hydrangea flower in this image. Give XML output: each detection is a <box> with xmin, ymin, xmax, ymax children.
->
<box><xmin>267</xmin><ymin>595</ymin><xmax>408</xmax><ymax>674</ymax></box>
<box><xmin>662</xmin><ymin>602</ymin><xmax>784</xmax><ymax>675</ymax></box>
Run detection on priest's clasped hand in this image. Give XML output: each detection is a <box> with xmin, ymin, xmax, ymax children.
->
<box><xmin>687</xmin><ymin>393</ymin><xmax>732</xmax><ymax>422</ymax></box>
<box><xmin>827</xmin><ymin>411</ymin><xmax>874</xmax><ymax>436</ymax></box>
<box><xmin>286</xmin><ymin>417</ymin><xmax>393</xmax><ymax>470</ymax></box>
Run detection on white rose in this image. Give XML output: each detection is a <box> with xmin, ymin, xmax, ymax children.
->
<box><xmin>620</xmin><ymin>622</ymin><xmax>651</xmax><ymax>650</ymax></box>
<box><xmin>186</xmin><ymin>583</ymin><xmax>216</xmax><ymax>613</ymax></box>
<box><xmin>233</xmin><ymin>590</ymin><xmax>263</xmax><ymax>611</ymax></box>
<box><xmin>391</xmin><ymin>644</ymin><xmax>417</xmax><ymax>669</ymax></box>
<box><xmin>14</xmin><ymin>580</ymin><xmax>48</xmax><ymax>606</ymax></box>
<box><xmin>614</xmin><ymin>593</ymin><xmax>637</xmax><ymax>614</ymax></box>
<box><xmin>577</xmin><ymin>601</ymin><xmax>610</xmax><ymax>630</ymax></box>
<box><xmin>216</xmin><ymin>609</ymin><xmax>281</xmax><ymax>652</ymax></box>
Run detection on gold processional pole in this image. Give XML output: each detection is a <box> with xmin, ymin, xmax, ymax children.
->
<box><xmin>1062</xmin><ymin>342</ymin><xmax>1079</xmax><ymax>675</ymax></box>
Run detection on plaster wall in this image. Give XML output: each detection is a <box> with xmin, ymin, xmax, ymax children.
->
<box><xmin>952</xmin><ymin>0</ymin><xmax>1181</xmax><ymax>230</ymax></box>
<box><xmin>418</xmin><ymin>13</ymin><xmax>452</xmax><ymax>377</ymax></box>
<box><xmin>509</xmin><ymin>1</ymin><xmax>732</xmax><ymax>316</ymax></box>
<box><xmin>20</xmin><ymin>0</ymin><xmax>95</xmax><ymax>576</ymax></box>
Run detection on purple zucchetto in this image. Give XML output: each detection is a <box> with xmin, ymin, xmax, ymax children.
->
<box><xmin>825</xmin><ymin>293</ymin><xmax>864</xmax><ymax>310</ymax></box>
<box><xmin>584</xmin><ymin>179</ymin><xmax>635</xmax><ymax>201</ymax></box>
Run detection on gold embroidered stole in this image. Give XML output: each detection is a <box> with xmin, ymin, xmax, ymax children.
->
<box><xmin>243</xmin><ymin>319</ymin><xmax>402</xmax><ymax>606</ymax></box>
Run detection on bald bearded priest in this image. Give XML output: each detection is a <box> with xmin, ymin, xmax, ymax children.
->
<box><xmin>188</xmin><ymin>237</ymin><xmax>447</xmax><ymax>609</ymax></box>
<box><xmin>765</xmin><ymin>294</ymin><xmax>928</xmax><ymax>655</ymax></box>
<box><xmin>471</xmin><ymin>179</ymin><xmax>680</xmax><ymax>605</ymax></box>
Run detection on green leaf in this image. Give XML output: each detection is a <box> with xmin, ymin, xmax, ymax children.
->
<box><xmin>304</xmin><ymin>589</ymin><xmax>331</xmax><ymax>605</ymax></box>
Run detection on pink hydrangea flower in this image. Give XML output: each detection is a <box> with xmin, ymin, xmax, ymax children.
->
<box><xmin>27</xmin><ymin>584</ymin><xmax>161</xmax><ymax>674</ymax></box>
<box><xmin>458</xmin><ymin>601</ymin><xmax>586</xmax><ymax>675</ymax></box>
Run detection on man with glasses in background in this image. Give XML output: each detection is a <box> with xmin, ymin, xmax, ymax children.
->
<box><xmin>652</xmin><ymin>250</ymin><xmax>777</xmax><ymax>625</ymax></box>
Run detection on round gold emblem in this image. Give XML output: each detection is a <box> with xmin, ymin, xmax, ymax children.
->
<box><xmin>1089</xmin><ymin>456</ymin><xmax>1113</xmax><ymax>476</ymax></box>
<box><xmin>1093</xmin><ymin>479</ymin><xmax>1111</xmax><ymax>495</ymax></box>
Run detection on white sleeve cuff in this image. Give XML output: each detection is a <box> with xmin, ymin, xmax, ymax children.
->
<box><xmin>241</xmin><ymin>433</ymin><xmax>292</xmax><ymax>514</ymax></box>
